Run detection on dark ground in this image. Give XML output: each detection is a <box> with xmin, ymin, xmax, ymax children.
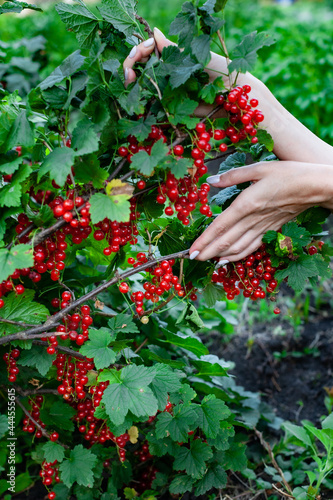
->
<box><xmin>218</xmin><ymin>315</ymin><xmax>333</xmax><ymax>426</ymax></box>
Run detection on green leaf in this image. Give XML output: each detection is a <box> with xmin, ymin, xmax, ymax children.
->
<box><xmin>155</xmin><ymin>405</ymin><xmax>198</xmax><ymax>441</ymax></box>
<box><xmin>256</xmin><ymin>129</ymin><xmax>274</xmax><ymax>152</ymax></box>
<box><xmin>40</xmin><ymin>401</ymin><xmax>76</xmax><ymax>432</ymax></box>
<box><xmin>0</xmin><ymin>156</ymin><xmax>22</xmax><ymax>175</ymax></box>
<box><xmin>71</xmin><ymin>117</ymin><xmax>99</xmax><ymax>156</ymax></box>
<box><xmin>25</xmin><ymin>204</ymin><xmax>55</xmax><ymax>228</ymax></box>
<box><xmin>108</xmin><ymin>313</ymin><xmax>139</xmax><ymax>334</ymax></box>
<box><xmin>194</xmin><ymin>465</ymin><xmax>227</xmax><ymax>496</ymax></box>
<box><xmin>150</xmin><ymin>364</ymin><xmax>182</xmax><ymax>410</ymax></box>
<box><xmin>275</xmin><ymin>255</ymin><xmax>318</xmax><ymax>292</ymax></box>
<box><xmin>207</xmin><ymin>423</ymin><xmax>235</xmax><ymax>450</ymax></box>
<box><xmin>168</xmin><ymin>98</ymin><xmax>199</xmax><ymax>129</ymax></box>
<box><xmin>98</xmin><ymin>0</ymin><xmax>138</xmax><ymax>38</ymax></box>
<box><xmin>119</xmin><ymin>82</ymin><xmax>142</xmax><ymax>116</ymax></box>
<box><xmin>198</xmin><ymin>77</ymin><xmax>225</xmax><ymax>104</ymax></box>
<box><xmin>176</xmin><ymin>303</ymin><xmax>205</xmax><ymax>331</ymax></box>
<box><xmin>55</xmin><ymin>3</ymin><xmax>99</xmax><ymax>49</ymax></box>
<box><xmin>0</xmin><ymin>245</ymin><xmax>33</xmax><ymax>284</ymax></box>
<box><xmin>169</xmin><ymin>2</ymin><xmax>198</xmax><ymax>49</ymax></box>
<box><xmin>59</xmin><ymin>445</ymin><xmax>97</xmax><ymax>488</ymax></box>
<box><xmin>101</xmin><ymin>364</ymin><xmax>158</xmax><ymax>425</ymax></box>
<box><xmin>89</xmin><ymin>192</ymin><xmax>131</xmax><ymax>224</ymax></box>
<box><xmin>218</xmin><ymin>152</ymin><xmax>246</xmax><ymax>173</ymax></box>
<box><xmin>229</xmin><ymin>31</ymin><xmax>275</xmax><ymax>73</ymax></box>
<box><xmin>6</xmin><ymin>110</ymin><xmax>34</xmax><ymax>149</ymax></box>
<box><xmin>0</xmin><ymin>289</ymin><xmax>48</xmax><ymax>337</ymax></box>
<box><xmin>168</xmin><ymin>157</ymin><xmax>192</xmax><ymax>179</ymax></box>
<box><xmin>162</xmin><ymin>46</ymin><xmax>202</xmax><ymax>89</ymax></box>
<box><xmin>0</xmin><ymin>164</ymin><xmax>32</xmax><ymax>207</ymax></box>
<box><xmin>80</xmin><ymin>328</ymin><xmax>117</xmax><ymax>370</ymax></box>
<box><xmin>0</xmin><ymin>1</ymin><xmax>42</xmax><ymax>14</ymax></box>
<box><xmin>202</xmin><ymin>283</ymin><xmax>225</xmax><ymax>307</ymax></box>
<box><xmin>191</xmin><ymin>35</ymin><xmax>211</xmax><ymax>65</ymax></box>
<box><xmin>211</xmin><ymin>186</ymin><xmax>240</xmax><ymax>206</ymax></box>
<box><xmin>169</xmin><ymin>474</ymin><xmax>195</xmax><ymax>494</ymax></box>
<box><xmin>18</xmin><ymin>345</ymin><xmax>54</xmax><ymax>377</ymax></box>
<box><xmin>118</xmin><ymin>116</ymin><xmax>155</xmax><ymax>142</ymax></box>
<box><xmin>218</xmin><ymin>441</ymin><xmax>247</xmax><ymax>471</ymax></box>
<box><xmin>38</xmin><ymin>147</ymin><xmax>76</xmax><ymax>186</ymax></box>
<box><xmin>160</xmin><ymin>330</ymin><xmax>209</xmax><ymax>357</ymax></box>
<box><xmin>173</xmin><ymin>439</ymin><xmax>213</xmax><ymax>478</ymax></box>
<box><xmin>195</xmin><ymin>395</ymin><xmax>230</xmax><ymax>438</ymax></box>
<box><xmin>322</xmin><ymin>412</ymin><xmax>333</xmax><ymax>430</ymax></box>
<box><xmin>39</xmin><ymin>50</ymin><xmax>85</xmax><ymax>90</ymax></box>
<box><xmin>130</xmin><ymin>139</ymin><xmax>169</xmax><ymax>176</ymax></box>
<box><xmin>262</xmin><ymin>230</ymin><xmax>277</xmax><ymax>245</ymax></box>
<box><xmin>281</xmin><ymin>221</ymin><xmax>312</xmax><ymax>249</ymax></box>
<box><xmin>43</xmin><ymin>441</ymin><xmax>65</xmax><ymax>464</ymax></box>
<box><xmin>75</xmin><ymin>154</ymin><xmax>108</xmax><ymax>189</ymax></box>
<box><xmin>192</xmin><ymin>359</ymin><xmax>228</xmax><ymax>378</ymax></box>
<box><xmin>282</xmin><ymin>422</ymin><xmax>313</xmax><ymax>447</ymax></box>
<box><xmin>147</xmin><ymin>432</ymin><xmax>178</xmax><ymax>457</ymax></box>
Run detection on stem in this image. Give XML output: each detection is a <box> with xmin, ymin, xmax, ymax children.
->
<box><xmin>217</xmin><ymin>29</ymin><xmax>232</xmax><ymax>89</ymax></box>
<box><xmin>108</xmin><ymin>157</ymin><xmax>128</xmax><ymax>182</ymax></box>
<box><xmin>134</xmin><ymin>337</ymin><xmax>148</xmax><ymax>353</ymax></box>
<box><xmin>32</xmin><ymin>340</ymin><xmax>87</xmax><ymax>360</ymax></box>
<box><xmin>135</xmin><ymin>14</ymin><xmax>159</xmax><ymax>59</ymax></box>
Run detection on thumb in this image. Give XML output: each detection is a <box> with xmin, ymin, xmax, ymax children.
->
<box><xmin>206</xmin><ymin>162</ymin><xmax>269</xmax><ymax>187</ymax></box>
<box><xmin>153</xmin><ymin>27</ymin><xmax>177</xmax><ymax>53</ymax></box>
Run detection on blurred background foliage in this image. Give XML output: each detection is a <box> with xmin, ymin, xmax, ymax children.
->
<box><xmin>1</xmin><ymin>0</ymin><xmax>333</xmax><ymax>144</ymax></box>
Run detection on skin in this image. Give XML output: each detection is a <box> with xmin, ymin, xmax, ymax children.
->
<box><xmin>123</xmin><ymin>29</ymin><xmax>333</xmax><ymax>263</ymax></box>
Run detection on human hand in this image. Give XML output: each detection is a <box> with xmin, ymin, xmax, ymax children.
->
<box><xmin>123</xmin><ymin>28</ymin><xmax>235</xmax><ymax>117</ymax></box>
<box><xmin>189</xmin><ymin>161</ymin><xmax>333</xmax><ymax>263</ymax></box>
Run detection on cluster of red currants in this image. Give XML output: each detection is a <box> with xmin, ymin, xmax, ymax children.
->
<box><xmin>119</xmin><ymin>255</ymin><xmax>197</xmax><ymax>316</ymax></box>
<box><xmin>46</xmin><ymin>303</ymin><xmax>93</xmax><ymax>354</ymax></box>
<box><xmin>157</xmin><ymin>170</ymin><xmax>212</xmax><ymax>225</ymax></box>
<box><xmin>211</xmin><ymin>244</ymin><xmax>279</xmax><ymax>309</ymax></box>
<box><xmin>215</xmin><ymin>84</ymin><xmax>264</xmax><ymax>144</ymax></box>
<box><xmin>3</xmin><ymin>348</ymin><xmax>20</xmax><ymax>382</ymax></box>
<box><xmin>22</xmin><ymin>395</ymin><xmax>45</xmax><ymax>438</ymax></box>
<box><xmin>54</xmin><ymin>353</ymin><xmax>94</xmax><ymax>400</ymax></box>
<box><xmin>93</xmin><ymin>204</ymin><xmax>139</xmax><ymax>256</ymax></box>
<box><xmin>39</xmin><ymin>458</ymin><xmax>60</xmax><ymax>499</ymax></box>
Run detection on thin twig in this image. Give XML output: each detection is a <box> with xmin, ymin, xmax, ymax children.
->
<box><xmin>254</xmin><ymin>428</ymin><xmax>293</xmax><ymax>495</ymax></box>
<box><xmin>135</xmin><ymin>14</ymin><xmax>159</xmax><ymax>59</ymax></box>
<box><xmin>217</xmin><ymin>29</ymin><xmax>232</xmax><ymax>89</ymax></box>
<box><xmin>134</xmin><ymin>338</ymin><xmax>148</xmax><ymax>353</ymax></box>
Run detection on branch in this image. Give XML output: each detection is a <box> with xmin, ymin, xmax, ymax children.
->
<box><xmin>108</xmin><ymin>157</ymin><xmax>128</xmax><ymax>182</ymax></box>
<box><xmin>0</xmin><ymin>330</ymin><xmax>63</xmax><ymax>346</ymax></box>
<box><xmin>0</xmin><ymin>318</ymin><xmax>38</xmax><ymax>327</ymax></box>
<box><xmin>0</xmin><ymin>250</ymin><xmax>190</xmax><ymax>342</ymax></box>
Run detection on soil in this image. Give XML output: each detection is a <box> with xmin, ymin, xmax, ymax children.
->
<box><xmin>216</xmin><ymin>314</ymin><xmax>333</xmax><ymax>426</ymax></box>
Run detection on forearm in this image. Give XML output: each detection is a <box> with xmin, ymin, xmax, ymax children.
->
<box><xmin>242</xmin><ymin>74</ymin><xmax>333</xmax><ymax>165</ymax></box>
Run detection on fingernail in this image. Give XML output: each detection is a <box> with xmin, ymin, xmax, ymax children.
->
<box><xmin>124</xmin><ymin>68</ymin><xmax>129</xmax><ymax>80</ymax></box>
<box><xmin>207</xmin><ymin>175</ymin><xmax>221</xmax><ymax>184</ymax></box>
<box><xmin>129</xmin><ymin>46</ymin><xmax>137</xmax><ymax>58</ymax></box>
<box><xmin>153</xmin><ymin>27</ymin><xmax>166</xmax><ymax>38</ymax></box>
<box><xmin>216</xmin><ymin>259</ymin><xmax>229</xmax><ymax>268</ymax></box>
<box><xmin>143</xmin><ymin>37</ymin><xmax>155</xmax><ymax>47</ymax></box>
<box><xmin>189</xmin><ymin>250</ymin><xmax>200</xmax><ymax>260</ymax></box>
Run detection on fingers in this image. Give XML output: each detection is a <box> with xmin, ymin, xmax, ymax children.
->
<box><xmin>123</xmin><ymin>28</ymin><xmax>176</xmax><ymax>88</ymax></box>
<box><xmin>218</xmin><ymin>234</ymin><xmax>264</xmax><ymax>264</ymax></box>
<box><xmin>206</xmin><ymin>161</ymin><xmax>277</xmax><ymax>188</ymax></box>
<box><xmin>153</xmin><ymin>27</ymin><xmax>176</xmax><ymax>52</ymax></box>
<box><xmin>123</xmin><ymin>38</ymin><xmax>156</xmax><ymax>87</ymax></box>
